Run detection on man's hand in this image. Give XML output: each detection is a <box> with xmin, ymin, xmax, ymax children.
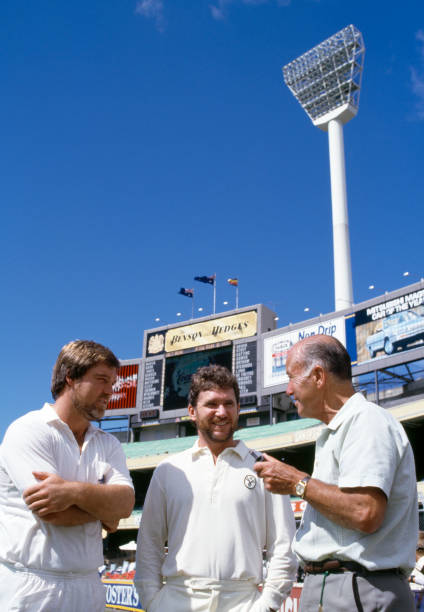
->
<box><xmin>102</xmin><ymin>519</ymin><xmax>120</xmax><ymax>533</ymax></box>
<box><xmin>23</xmin><ymin>471</ymin><xmax>75</xmax><ymax>517</ymax></box>
<box><xmin>255</xmin><ymin>454</ymin><xmax>387</xmax><ymax>533</ymax></box>
<box><xmin>254</xmin><ymin>453</ymin><xmax>307</xmax><ymax>495</ymax></box>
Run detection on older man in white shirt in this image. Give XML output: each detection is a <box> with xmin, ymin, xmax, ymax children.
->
<box><xmin>135</xmin><ymin>364</ymin><xmax>297</xmax><ymax>612</ymax></box>
<box><xmin>0</xmin><ymin>340</ymin><xmax>135</xmax><ymax>612</ymax></box>
<box><xmin>255</xmin><ymin>335</ymin><xmax>417</xmax><ymax>612</ymax></box>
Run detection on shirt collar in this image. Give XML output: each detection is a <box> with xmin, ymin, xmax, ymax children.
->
<box><xmin>190</xmin><ymin>438</ymin><xmax>249</xmax><ymax>460</ymax></box>
<box><xmin>326</xmin><ymin>392</ymin><xmax>363</xmax><ymax>431</ymax></box>
<box><xmin>39</xmin><ymin>402</ymin><xmax>99</xmax><ymax>438</ymax></box>
<box><xmin>40</xmin><ymin>402</ymin><xmax>63</xmax><ymax>423</ymax></box>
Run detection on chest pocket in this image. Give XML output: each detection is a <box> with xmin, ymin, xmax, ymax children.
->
<box><xmin>314</xmin><ymin>433</ymin><xmax>340</xmax><ymax>485</ymax></box>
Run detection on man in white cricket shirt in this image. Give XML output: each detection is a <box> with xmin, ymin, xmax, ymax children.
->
<box><xmin>135</xmin><ymin>364</ymin><xmax>297</xmax><ymax>612</ymax></box>
<box><xmin>0</xmin><ymin>340</ymin><xmax>135</xmax><ymax>612</ymax></box>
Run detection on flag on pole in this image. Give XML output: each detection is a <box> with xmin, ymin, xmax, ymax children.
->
<box><xmin>227</xmin><ymin>278</ymin><xmax>238</xmax><ymax>287</ymax></box>
<box><xmin>178</xmin><ymin>288</ymin><xmax>194</xmax><ymax>298</ymax></box>
<box><xmin>194</xmin><ymin>275</ymin><xmax>215</xmax><ymax>285</ymax></box>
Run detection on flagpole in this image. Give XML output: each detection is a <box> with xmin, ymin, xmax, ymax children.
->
<box><xmin>236</xmin><ymin>285</ymin><xmax>239</xmax><ymax>309</ymax></box>
<box><xmin>213</xmin><ymin>275</ymin><xmax>216</xmax><ymax>314</ymax></box>
<box><xmin>192</xmin><ymin>294</ymin><xmax>194</xmax><ymax>319</ymax></box>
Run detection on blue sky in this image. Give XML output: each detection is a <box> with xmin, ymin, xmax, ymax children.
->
<box><xmin>1</xmin><ymin>0</ymin><xmax>423</xmax><ymax>437</ymax></box>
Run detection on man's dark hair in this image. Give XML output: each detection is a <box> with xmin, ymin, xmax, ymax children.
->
<box><xmin>188</xmin><ymin>365</ymin><xmax>240</xmax><ymax>406</ymax></box>
<box><xmin>299</xmin><ymin>336</ymin><xmax>352</xmax><ymax>381</ymax></box>
<box><xmin>51</xmin><ymin>340</ymin><xmax>120</xmax><ymax>399</ymax></box>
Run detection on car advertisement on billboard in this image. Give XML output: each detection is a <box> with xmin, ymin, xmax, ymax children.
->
<box><xmin>353</xmin><ymin>288</ymin><xmax>424</xmax><ymax>364</ymax></box>
<box><xmin>263</xmin><ymin>317</ymin><xmax>346</xmax><ymax>388</ymax></box>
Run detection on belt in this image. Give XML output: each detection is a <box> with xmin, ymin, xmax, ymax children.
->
<box><xmin>1</xmin><ymin>561</ymin><xmax>98</xmax><ymax>580</ymax></box>
<box><xmin>303</xmin><ymin>559</ymin><xmax>403</xmax><ymax>576</ymax></box>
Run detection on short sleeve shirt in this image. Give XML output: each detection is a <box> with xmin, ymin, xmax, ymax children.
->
<box><xmin>0</xmin><ymin>403</ymin><xmax>134</xmax><ymax>573</ymax></box>
<box><xmin>293</xmin><ymin>393</ymin><xmax>417</xmax><ymax>573</ymax></box>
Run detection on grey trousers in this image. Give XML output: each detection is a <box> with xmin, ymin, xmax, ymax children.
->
<box><xmin>299</xmin><ymin>571</ymin><xmax>415</xmax><ymax>611</ymax></box>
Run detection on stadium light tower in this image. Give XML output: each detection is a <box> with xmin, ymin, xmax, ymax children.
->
<box><xmin>283</xmin><ymin>25</ymin><xmax>365</xmax><ymax>311</ymax></box>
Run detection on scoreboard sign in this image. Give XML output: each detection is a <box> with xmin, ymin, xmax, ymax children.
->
<box><xmin>234</xmin><ymin>340</ymin><xmax>257</xmax><ymax>395</ymax></box>
<box><xmin>142</xmin><ymin>360</ymin><xmax>163</xmax><ymax>411</ymax></box>
<box><xmin>141</xmin><ymin>308</ymin><xmax>264</xmax><ymax>419</ymax></box>
<box><xmin>146</xmin><ymin>311</ymin><xmax>257</xmax><ymax>357</ymax></box>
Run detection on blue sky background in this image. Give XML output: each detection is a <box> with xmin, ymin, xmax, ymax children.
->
<box><xmin>1</xmin><ymin>0</ymin><xmax>423</xmax><ymax>437</ymax></box>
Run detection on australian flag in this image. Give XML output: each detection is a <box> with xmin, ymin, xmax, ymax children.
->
<box><xmin>194</xmin><ymin>275</ymin><xmax>215</xmax><ymax>285</ymax></box>
<box><xmin>178</xmin><ymin>287</ymin><xmax>194</xmax><ymax>298</ymax></box>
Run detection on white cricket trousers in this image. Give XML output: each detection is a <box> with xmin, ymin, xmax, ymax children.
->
<box><xmin>147</xmin><ymin>576</ymin><xmax>268</xmax><ymax>612</ymax></box>
<box><xmin>0</xmin><ymin>561</ymin><xmax>106</xmax><ymax>612</ymax></box>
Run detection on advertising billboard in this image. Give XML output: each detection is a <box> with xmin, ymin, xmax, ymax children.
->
<box><xmin>263</xmin><ymin>317</ymin><xmax>346</xmax><ymax>388</ymax></box>
<box><xmin>145</xmin><ymin>311</ymin><xmax>257</xmax><ymax>357</ymax></box>
<box><xmin>353</xmin><ymin>288</ymin><xmax>424</xmax><ymax>364</ymax></box>
<box><xmin>107</xmin><ymin>363</ymin><xmax>139</xmax><ymax>415</ymax></box>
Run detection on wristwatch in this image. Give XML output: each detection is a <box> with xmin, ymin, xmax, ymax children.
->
<box><xmin>295</xmin><ymin>476</ymin><xmax>311</xmax><ymax>499</ymax></box>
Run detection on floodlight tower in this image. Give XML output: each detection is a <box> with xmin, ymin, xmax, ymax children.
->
<box><xmin>283</xmin><ymin>25</ymin><xmax>365</xmax><ymax>311</ymax></box>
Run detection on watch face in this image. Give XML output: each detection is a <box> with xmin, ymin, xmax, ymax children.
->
<box><xmin>295</xmin><ymin>482</ymin><xmax>304</xmax><ymax>497</ymax></box>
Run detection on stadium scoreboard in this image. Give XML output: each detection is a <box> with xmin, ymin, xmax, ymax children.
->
<box><xmin>140</xmin><ymin>305</ymin><xmax>276</xmax><ymax>421</ymax></box>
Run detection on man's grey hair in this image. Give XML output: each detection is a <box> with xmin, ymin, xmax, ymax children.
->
<box><xmin>295</xmin><ymin>336</ymin><xmax>352</xmax><ymax>381</ymax></box>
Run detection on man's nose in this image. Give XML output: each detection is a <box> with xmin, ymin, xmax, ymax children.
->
<box><xmin>105</xmin><ymin>381</ymin><xmax>115</xmax><ymax>395</ymax></box>
<box><xmin>215</xmin><ymin>404</ymin><xmax>227</xmax><ymax>416</ymax></box>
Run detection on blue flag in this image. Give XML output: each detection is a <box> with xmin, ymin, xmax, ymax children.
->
<box><xmin>194</xmin><ymin>275</ymin><xmax>215</xmax><ymax>285</ymax></box>
<box><xmin>178</xmin><ymin>288</ymin><xmax>194</xmax><ymax>298</ymax></box>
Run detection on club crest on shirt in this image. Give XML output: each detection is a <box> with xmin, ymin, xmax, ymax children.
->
<box><xmin>244</xmin><ymin>474</ymin><xmax>257</xmax><ymax>489</ymax></box>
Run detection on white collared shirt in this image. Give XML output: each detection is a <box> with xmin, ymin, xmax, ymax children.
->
<box><xmin>135</xmin><ymin>439</ymin><xmax>297</xmax><ymax>611</ymax></box>
<box><xmin>0</xmin><ymin>403</ymin><xmax>134</xmax><ymax>573</ymax></box>
<box><xmin>293</xmin><ymin>393</ymin><xmax>418</xmax><ymax>573</ymax></box>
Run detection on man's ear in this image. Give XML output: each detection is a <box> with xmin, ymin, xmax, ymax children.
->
<box><xmin>188</xmin><ymin>404</ymin><xmax>196</xmax><ymax>422</ymax></box>
<box><xmin>313</xmin><ymin>365</ymin><xmax>326</xmax><ymax>389</ymax></box>
<box><xmin>65</xmin><ymin>375</ymin><xmax>74</xmax><ymax>388</ymax></box>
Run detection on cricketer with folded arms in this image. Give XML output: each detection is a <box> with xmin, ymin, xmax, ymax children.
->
<box><xmin>0</xmin><ymin>340</ymin><xmax>135</xmax><ymax>612</ymax></box>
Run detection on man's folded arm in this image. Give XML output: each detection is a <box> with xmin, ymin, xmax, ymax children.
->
<box><xmin>41</xmin><ymin>506</ymin><xmax>120</xmax><ymax>531</ymax></box>
<box><xmin>71</xmin><ymin>481</ymin><xmax>135</xmax><ymax>522</ymax></box>
<box><xmin>24</xmin><ymin>472</ymin><xmax>135</xmax><ymax>524</ymax></box>
<box><xmin>40</xmin><ymin>505</ymin><xmax>98</xmax><ymax>526</ymax></box>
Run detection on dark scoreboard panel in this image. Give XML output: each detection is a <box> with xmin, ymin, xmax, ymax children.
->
<box><xmin>140</xmin><ymin>339</ymin><xmax>259</xmax><ymax>418</ymax></box>
<box><xmin>142</xmin><ymin>359</ymin><xmax>163</xmax><ymax>411</ymax></box>
<box><xmin>234</xmin><ymin>340</ymin><xmax>257</xmax><ymax>396</ymax></box>
<box><xmin>163</xmin><ymin>345</ymin><xmax>233</xmax><ymax>411</ymax></box>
